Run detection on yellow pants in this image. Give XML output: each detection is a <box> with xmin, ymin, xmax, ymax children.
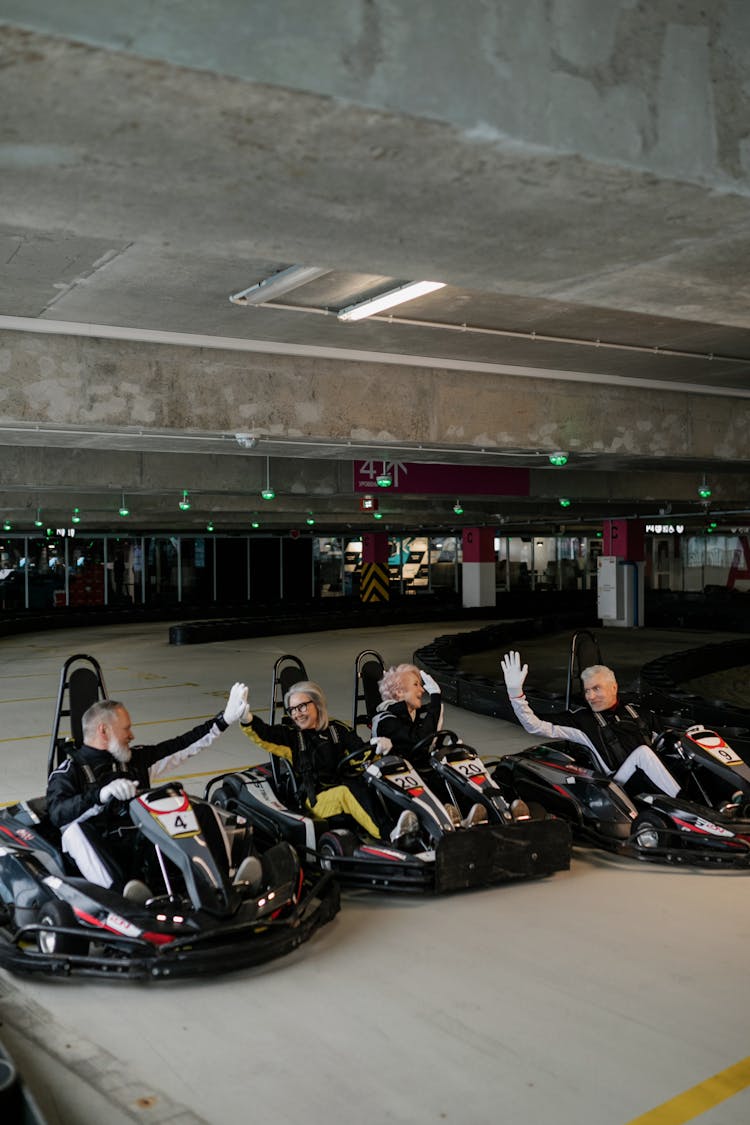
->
<box><xmin>309</xmin><ymin>785</ymin><xmax>381</xmax><ymax>838</ymax></box>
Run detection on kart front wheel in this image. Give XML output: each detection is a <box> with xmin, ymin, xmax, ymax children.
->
<box><xmin>632</xmin><ymin>811</ymin><xmax>669</xmax><ymax>852</ymax></box>
<box><xmin>37</xmin><ymin>900</ymin><xmax>89</xmax><ymax>956</ymax></box>
<box><xmin>318</xmin><ymin>829</ymin><xmax>357</xmax><ymax>861</ymax></box>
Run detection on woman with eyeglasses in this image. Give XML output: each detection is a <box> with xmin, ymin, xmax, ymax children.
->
<box><xmin>238</xmin><ymin>680</ymin><xmax>416</xmax><ymax>845</ymax></box>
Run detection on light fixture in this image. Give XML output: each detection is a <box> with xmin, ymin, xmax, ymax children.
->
<box><xmin>559</xmin><ymin>498</ymin><xmax>571</xmax><ymax>508</ymax></box>
<box><xmin>229</xmin><ymin>266</ymin><xmax>330</xmax><ymax>306</ymax></box>
<box><xmin>306</xmin><ymin>514</ymin><xmax>315</xmax><ymax>526</ymax></box>
<box><xmin>549</xmin><ymin>452</ymin><xmax>568</xmax><ymax>466</ymax></box>
<box><xmin>375</xmin><ymin>462</ymin><xmax>393</xmax><ymax>488</ymax></box>
<box><xmin>235</xmin><ymin>433</ymin><xmax>257</xmax><ymax>449</ymax></box>
<box><xmin>373</xmin><ymin>511</ymin><xmax>383</xmax><ymax>520</ymax></box>
<box><xmin>251</xmin><ymin>520</ymin><xmax>260</xmax><ymax>529</ymax></box>
<box><xmin>34</xmin><ymin>508</ymin><xmax>43</xmax><ymax>528</ymax></box>
<box><xmin>261</xmin><ymin>457</ymin><xmax>276</xmax><ymax>501</ymax></box>
<box><xmin>2</xmin><ymin>518</ymin><xmax>11</xmax><ymax>531</ymax></box>
<box><xmin>338</xmin><ymin>280</ymin><xmax>446</xmax><ymax>322</ymax></box>
<box><xmin>206</xmin><ymin>520</ymin><xmax>214</xmax><ymax>532</ymax></box>
<box><xmin>178</xmin><ymin>490</ymin><xmax>191</xmax><ymax>511</ymax></box>
<box><xmin>698</xmin><ymin>475</ymin><xmax>712</xmax><ymax>499</ymax></box>
<box><xmin>118</xmin><ymin>492</ymin><xmax>130</xmax><ymax>517</ymax></box>
<box><xmin>71</xmin><ymin>507</ymin><xmax>81</xmax><ymax>524</ymax></box>
<box><xmin>453</xmin><ymin>500</ymin><xmax>464</xmax><ymax>515</ymax></box>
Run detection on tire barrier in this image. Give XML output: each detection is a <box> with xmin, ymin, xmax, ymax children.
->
<box><xmin>414</xmin><ymin>612</ymin><xmax>594</xmax><ymax>719</ymax></box>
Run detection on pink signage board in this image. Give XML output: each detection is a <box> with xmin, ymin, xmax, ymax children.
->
<box><xmin>353</xmin><ymin>460</ymin><xmax>529</xmax><ymax>496</ymax></box>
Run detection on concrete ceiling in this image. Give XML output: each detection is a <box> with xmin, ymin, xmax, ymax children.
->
<box><xmin>1</xmin><ymin>5</ymin><xmax>750</xmax><ymax>535</ymax></box>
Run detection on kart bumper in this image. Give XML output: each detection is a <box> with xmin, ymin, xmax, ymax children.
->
<box><xmin>0</xmin><ymin>873</ymin><xmax>340</xmax><ymax>980</ymax></box>
<box><xmin>434</xmin><ymin>817</ymin><xmax>572</xmax><ymax>894</ymax></box>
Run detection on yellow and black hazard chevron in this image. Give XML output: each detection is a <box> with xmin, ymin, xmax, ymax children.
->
<box><xmin>360</xmin><ymin>563</ymin><xmax>389</xmax><ymax>603</ymax></box>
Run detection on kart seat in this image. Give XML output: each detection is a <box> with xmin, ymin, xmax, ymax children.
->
<box><xmin>353</xmin><ymin>649</ymin><xmax>385</xmax><ymax>733</ymax></box>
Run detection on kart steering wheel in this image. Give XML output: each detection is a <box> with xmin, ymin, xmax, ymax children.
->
<box><xmin>410</xmin><ymin>729</ymin><xmax>462</xmax><ymax>758</ymax></box>
<box><xmin>337</xmin><ymin>744</ymin><xmax>379</xmax><ymax>775</ymax></box>
<box><xmin>144</xmin><ymin>781</ymin><xmax>186</xmax><ymax>801</ymax></box>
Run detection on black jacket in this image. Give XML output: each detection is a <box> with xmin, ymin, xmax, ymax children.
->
<box><xmin>46</xmin><ymin>712</ymin><xmax>229</xmax><ymax>829</ymax></box>
<box><xmin>241</xmin><ymin>715</ymin><xmax>369</xmax><ymax>805</ymax></box>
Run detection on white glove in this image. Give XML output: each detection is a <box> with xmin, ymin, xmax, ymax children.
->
<box><xmin>420</xmin><ymin>671</ymin><xmax>440</xmax><ymax>695</ymax></box>
<box><xmin>370</xmin><ymin>736</ymin><xmax>393</xmax><ymax>756</ymax></box>
<box><xmin>500</xmin><ymin>651</ymin><xmax>528</xmax><ymax>697</ymax></box>
<box><xmin>99</xmin><ymin>778</ymin><xmax>138</xmax><ymax>803</ymax></box>
<box><xmin>223</xmin><ymin>682</ymin><xmax>249</xmax><ymax>725</ymax></box>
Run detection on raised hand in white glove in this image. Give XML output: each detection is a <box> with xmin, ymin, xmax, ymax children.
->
<box><xmin>223</xmin><ymin>682</ymin><xmax>249</xmax><ymax>725</ymax></box>
<box><xmin>370</xmin><ymin>736</ymin><xmax>393</xmax><ymax>756</ymax></box>
<box><xmin>99</xmin><ymin>777</ymin><xmax>138</xmax><ymax>803</ymax></box>
<box><xmin>420</xmin><ymin>671</ymin><xmax>440</xmax><ymax>695</ymax></box>
<box><xmin>500</xmin><ymin>651</ymin><xmax>528</xmax><ymax>698</ymax></box>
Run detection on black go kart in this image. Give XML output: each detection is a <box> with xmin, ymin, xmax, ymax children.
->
<box><xmin>0</xmin><ymin>654</ymin><xmax>339</xmax><ymax>980</ymax></box>
<box><xmin>206</xmin><ymin>746</ymin><xmax>570</xmax><ymax>894</ymax></box>
<box><xmin>492</xmin><ymin>734</ymin><xmax>750</xmax><ymax>867</ymax></box>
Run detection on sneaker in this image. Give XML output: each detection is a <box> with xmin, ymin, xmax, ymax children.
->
<box><xmin>233</xmin><ymin>854</ymin><xmax>264</xmax><ymax>891</ymax></box>
<box><xmin>444</xmin><ymin>803</ymin><xmax>462</xmax><ymax>827</ymax></box>
<box><xmin>390</xmin><ymin>810</ymin><xmax>419</xmax><ymax>844</ymax></box>
<box><xmin>718</xmin><ymin>791</ymin><xmax>744</xmax><ymax>817</ymax></box>
<box><xmin>510</xmin><ymin>798</ymin><xmax>531</xmax><ymax>821</ymax></box>
<box><xmin>123</xmin><ymin>879</ymin><xmax>153</xmax><ymax>905</ymax></box>
<box><xmin>462</xmin><ymin>803</ymin><xmax>488</xmax><ymax>828</ymax></box>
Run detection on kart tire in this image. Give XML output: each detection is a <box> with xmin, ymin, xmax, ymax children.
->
<box><xmin>37</xmin><ymin>899</ymin><xmax>89</xmax><ymax>956</ymax></box>
<box><xmin>318</xmin><ymin>829</ymin><xmax>357</xmax><ymax>859</ymax></box>
<box><xmin>632</xmin><ymin>811</ymin><xmax>669</xmax><ymax>852</ymax></box>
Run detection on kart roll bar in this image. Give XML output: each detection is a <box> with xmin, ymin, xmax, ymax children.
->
<box><xmin>47</xmin><ymin>654</ymin><xmax>108</xmax><ymax>777</ymax></box>
<box><xmin>565</xmin><ymin>630</ymin><xmax>601</xmax><ymax>711</ymax></box>
<box><xmin>352</xmin><ymin>649</ymin><xmax>385</xmax><ymax>734</ymax></box>
<box><xmin>269</xmin><ymin>654</ymin><xmax>309</xmax><ymax>724</ymax></box>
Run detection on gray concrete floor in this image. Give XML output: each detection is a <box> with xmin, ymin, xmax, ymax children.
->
<box><xmin>0</xmin><ymin>619</ymin><xmax>748</xmax><ymax>1125</ymax></box>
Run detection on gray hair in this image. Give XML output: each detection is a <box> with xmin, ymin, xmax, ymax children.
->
<box><xmin>378</xmin><ymin>663</ymin><xmax>419</xmax><ymax>702</ymax></box>
<box><xmin>283</xmin><ymin>680</ymin><xmax>328</xmax><ymax>730</ymax></box>
<box><xmin>580</xmin><ymin>665</ymin><xmax>617</xmax><ymax>686</ymax></box>
<box><xmin>81</xmin><ymin>699</ymin><xmax>126</xmax><ymax>740</ymax></box>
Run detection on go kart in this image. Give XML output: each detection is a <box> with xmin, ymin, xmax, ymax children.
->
<box><xmin>492</xmin><ymin>737</ymin><xmax>750</xmax><ymax>867</ymax></box>
<box><xmin>0</xmin><ymin>651</ymin><xmax>339</xmax><ymax>979</ymax></box>
<box><xmin>0</xmin><ymin>780</ymin><xmax>339</xmax><ymax>979</ymax></box>
<box><xmin>206</xmin><ymin>738</ymin><xmax>571</xmax><ymax>894</ymax></box>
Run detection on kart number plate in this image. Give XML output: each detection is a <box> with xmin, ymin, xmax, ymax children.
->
<box><xmin>155</xmin><ymin>808</ymin><xmax>200</xmax><ymax>837</ymax></box>
<box><xmin>390</xmin><ymin>770</ymin><xmax>423</xmax><ymax>791</ymax></box>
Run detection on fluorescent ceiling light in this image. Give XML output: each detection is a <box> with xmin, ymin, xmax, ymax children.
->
<box><xmin>338</xmin><ymin>280</ymin><xmax>446</xmax><ymax>322</ymax></box>
<box><xmin>229</xmin><ymin>266</ymin><xmax>330</xmax><ymax>306</ymax></box>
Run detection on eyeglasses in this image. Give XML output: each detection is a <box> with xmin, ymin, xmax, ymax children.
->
<box><xmin>288</xmin><ymin>700</ymin><xmax>313</xmax><ymax>717</ymax></box>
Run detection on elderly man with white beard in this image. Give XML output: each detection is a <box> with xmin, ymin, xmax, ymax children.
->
<box><xmin>46</xmin><ymin>685</ymin><xmax>247</xmax><ymax>893</ymax></box>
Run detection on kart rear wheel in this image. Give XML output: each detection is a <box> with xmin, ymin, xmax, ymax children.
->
<box><xmin>318</xmin><ymin>829</ymin><xmax>357</xmax><ymax>860</ymax></box>
<box><xmin>632</xmin><ymin>811</ymin><xmax>669</xmax><ymax>852</ymax></box>
<box><xmin>37</xmin><ymin>900</ymin><xmax>89</xmax><ymax>956</ymax></box>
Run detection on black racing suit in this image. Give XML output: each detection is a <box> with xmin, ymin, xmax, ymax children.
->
<box><xmin>46</xmin><ymin>712</ymin><xmax>230</xmax><ymax>887</ymax></box>
<box><xmin>370</xmin><ymin>691</ymin><xmax>444</xmax><ymax>771</ymax></box>
<box><xmin>240</xmin><ymin>715</ymin><xmax>386</xmax><ymax>838</ymax></box>
<box><xmin>507</xmin><ymin>694</ymin><xmax>680</xmax><ymax>796</ymax></box>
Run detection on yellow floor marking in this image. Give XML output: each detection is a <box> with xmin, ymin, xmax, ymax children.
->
<box><xmin>624</xmin><ymin>1056</ymin><xmax>750</xmax><ymax>1124</ymax></box>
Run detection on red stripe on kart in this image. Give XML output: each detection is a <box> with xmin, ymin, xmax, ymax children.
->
<box><xmin>141</xmin><ymin>931</ymin><xmax>176</xmax><ymax>945</ymax></box>
<box><xmin>0</xmin><ymin>824</ymin><xmax>27</xmax><ymax>845</ymax></box>
<box><xmin>360</xmin><ymin>845</ymin><xmax>407</xmax><ymax>860</ymax></box>
<box><xmin>407</xmin><ymin>787</ymin><xmax>424</xmax><ymax>797</ymax></box>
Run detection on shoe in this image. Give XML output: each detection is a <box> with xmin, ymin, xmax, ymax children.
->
<box><xmin>462</xmin><ymin>803</ymin><xmax>488</xmax><ymax>828</ymax></box>
<box><xmin>444</xmin><ymin>803</ymin><xmax>462</xmax><ymax>827</ymax></box>
<box><xmin>510</xmin><ymin>798</ymin><xmax>531</xmax><ymax>821</ymax></box>
<box><xmin>390</xmin><ymin>810</ymin><xmax>419</xmax><ymax>844</ymax></box>
<box><xmin>123</xmin><ymin>879</ymin><xmax>153</xmax><ymax>905</ymax></box>
<box><xmin>233</xmin><ymin>854</ymin><xmax>264</xmax><ymax>891</ymax></box>
<box><xmin>718</xmin><ymin>791</ymin><xmax>744</xmax><ymax>817</ymax></box>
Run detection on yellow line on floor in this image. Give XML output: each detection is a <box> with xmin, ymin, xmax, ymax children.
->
<box><xmin>624</xmin><ymin>1056</ymin><xmax>750</xmax><ymax>1124</ymax></box>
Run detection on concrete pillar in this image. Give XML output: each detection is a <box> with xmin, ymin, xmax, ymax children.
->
<box><xmin>461</xmin><ymin>528</ymin><xmax>495</xmax><ymax>608</ymax></box>
<box><xmin>360</xmin><ymin>532</ymin><xmax>389</xmax><ymax>603</ymax></box>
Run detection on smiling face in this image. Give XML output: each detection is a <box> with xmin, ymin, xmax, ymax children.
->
<box><xmin>397</xmin><ymin>670</ymin><xmax>425</xmax><ymax>713</ymax></box>
<box><xmin>583</xmin><ymin>671</ymin><xmax>618</xmax><ymax>712</ymax></box>
<box><xmin>287</xmin><ymin>692</ymin><xmax>319</xmax><ymax>730</ymax></box>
